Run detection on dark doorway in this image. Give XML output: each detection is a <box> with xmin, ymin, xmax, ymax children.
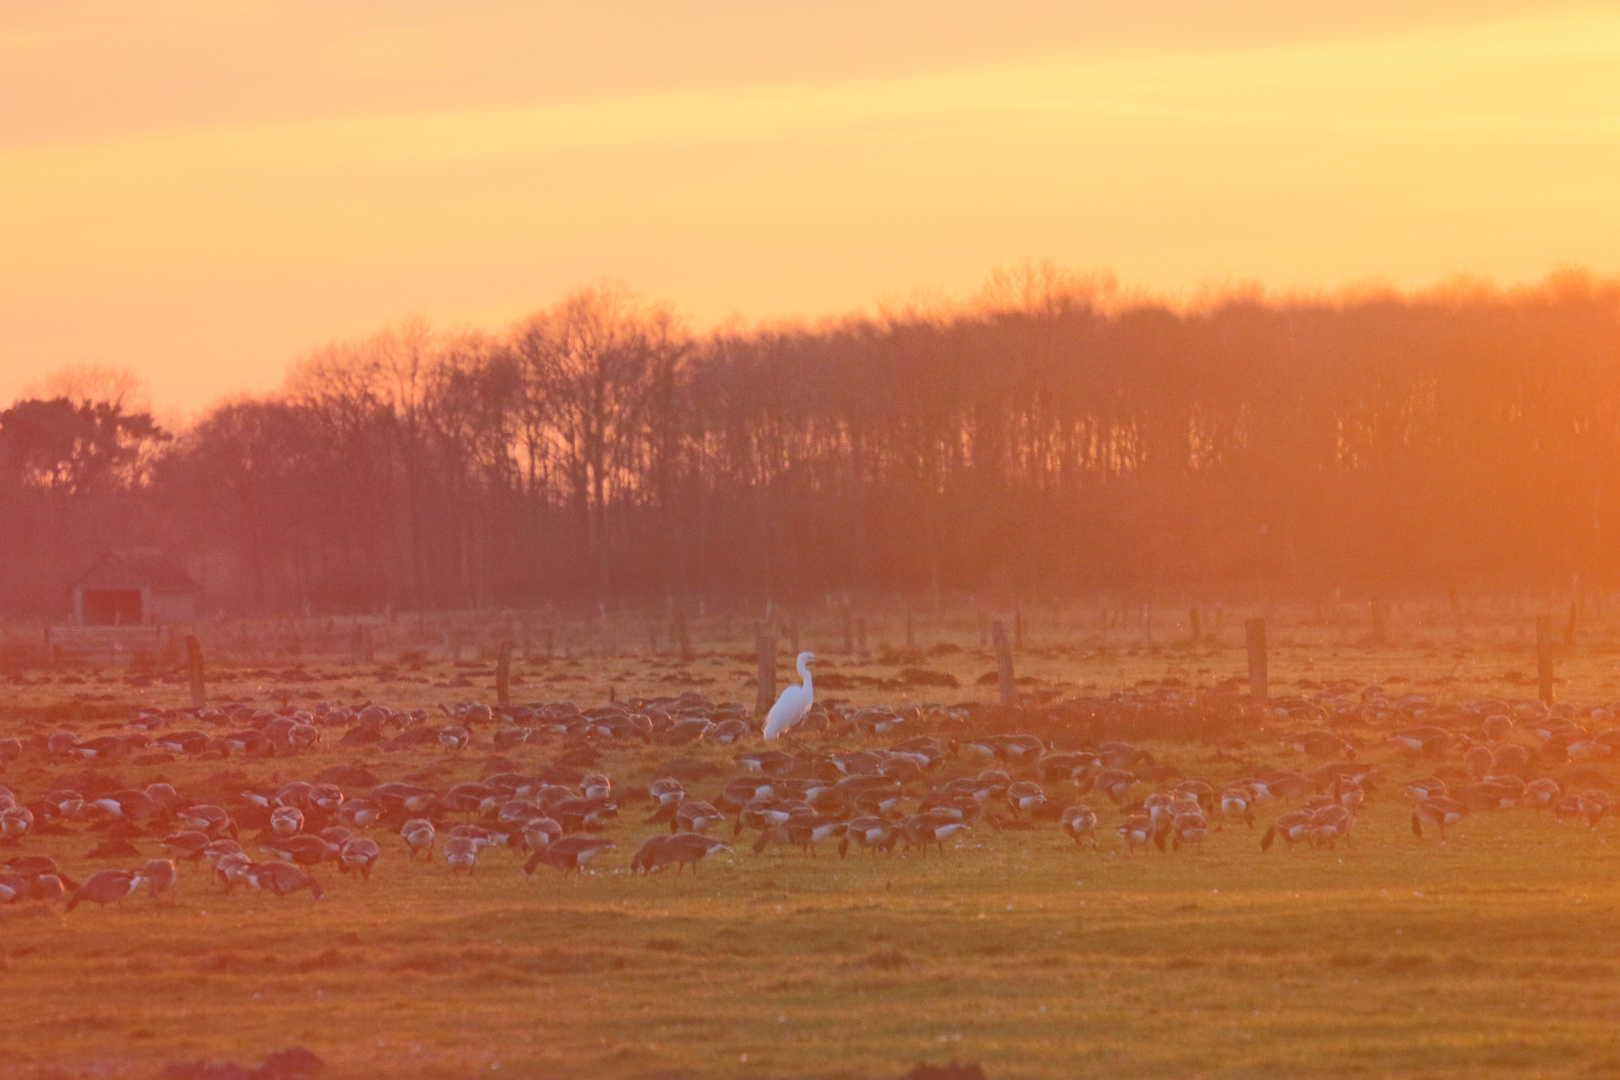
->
<box><xmin>83</xmin><ymin>590</ymin><xmax>142</xmax><ymax>626</ymax></box>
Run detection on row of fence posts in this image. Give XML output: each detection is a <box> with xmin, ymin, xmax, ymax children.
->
<box><xmin>178</xmin><ymin>610</ymin><xmax>1571</xmax><ymax>716</ymax></box>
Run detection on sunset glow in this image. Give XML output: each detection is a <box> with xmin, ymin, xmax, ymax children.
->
<box><xmin>5</xmin><ymin>2</ymin><xmax>1620</xmax><ymax>410</ymax></box>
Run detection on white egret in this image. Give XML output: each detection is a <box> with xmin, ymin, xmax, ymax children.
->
<box><xmin>763</xmin><ymin>652</ymin><xmax>816</xmax><ymax>740</ymax></box>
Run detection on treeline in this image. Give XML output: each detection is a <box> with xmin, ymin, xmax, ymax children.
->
<box><xmin>6</xmin><ymin>270</ymin><xmax>1620</xmax><ymax>618</ymax></box>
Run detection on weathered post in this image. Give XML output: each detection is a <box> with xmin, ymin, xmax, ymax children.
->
<box><xmin>1245</xmin><ymin>618</ymin><xmax>1268</xmax><ymax>706</ymax></box>
<box><xmin>185</xmin><ymin>635</ymin><xmax>206</xmax><ymax>709</ymax></box>
<box><xmin>496</xmin><ymin>640</ymin><xmax>512</xmax><ymax>706</ymax></box>
<box><xmin>787</xmin><ymin>619</ymin><xmax>800</xmax><ymax>658</ymax></box>
<box><xmin>754</xmin><ymin>629</ymin><xmax>777</xmax><ymax>716</ymax></box>
<box><xmin>673</xmin><ymin>608</ymin><xmax>692</xmax><ymax>661</ymax></box>
<box><xmin>990</xmin><ymin>619</ymin><xmax>1016</xmax><ymax>706</ymax></box>
<box><xmin>1014</xmin><ymin>608</ymin><xmax>1024</xmax><ymax>651</ymax></box>
<box><xmin>1537</xmin><ymin>615</ymin><xmax>1555</xmax><ymax>705</ymax></box>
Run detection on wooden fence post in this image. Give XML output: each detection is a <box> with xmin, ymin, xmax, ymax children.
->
<box><xmin>754</xmin><ymin>629</ymin><xmax>778</xmax><ymax>716</ymax></box>
<box><xmin>185</xmin><ymin>635</ymin><xmax>206</xmax><ymax>709</ymax></box>
<box><xmin>1537</xmin><ymin>615</ymin><xmax>1555</xmax><ymax>705</ymax></box>
<box><xmin>1189</xmin><ymin>607</ymin><xmax>1201</xmax><ymax>644</ymax></box>
<box><xmin>1014</xmin><ymin>609</ymin><xmax>1024</xmax><ymax>651</ymax></box>
<box><xmin>788</xmin><ymin>619</ymin><xmax>800</xmax><ymax>658</ymax></box>
<box><xmin>672</xmin><ymin>608</ymin><xmax>692</xmax><ymax>661</ymax></box>
<box><xmin>496</xmin><ymin>640</ymin><xmax>512</xmax><ymax>706</ymax></box>
<box><xmin>990</xmin><ymin>619</ymin><xmax>1016</xmax><ymax>706</ymax></box>
<box><xmin>1245</xmin><ymin>618</ymin><xmax>1268</xmax><ymax>705</ymax></box>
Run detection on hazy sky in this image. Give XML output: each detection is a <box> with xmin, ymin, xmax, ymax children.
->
<box><xmin>5</xmin><ymin>1</ymin><xmax>1620</xmax><ymax>413</ymax></box>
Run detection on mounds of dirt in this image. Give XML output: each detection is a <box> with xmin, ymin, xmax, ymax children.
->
<box><xmin>901</xmin><ymin>1064</ymin><xmax>986</xmax><ymax>1080</ymax></box>
<box><xmin>53</xmin><ymin>770</ymin><xmax>123</xmax><ymax>797</ymax></box>
<box><xmin>311</xmin><ymin>764</ymin><xmax>379</xmax><ymax>788</ymax></box>
<box><xmin>654</xmin><ymin>758</ymin><xmax>721</xmax><ymax>781</ymax></box>
<box><xmin>845</xmin><ymin>947</ymin><xmax>912</xmax><ymax>970</ymax></box>
<box><xmin>86</xmin><ymin>839</ymin><xmax>140</xmax><ymax>858</ymax></box>
<box><xmin>899</xmin><ymin>668</ymin><xmax>960</xmax><ymax>689</ymax></box>
<box><xmin>555</xmin><ymin>745</ymin><xmax>600</xmax><ymax>768</ymax></box>
<box><xmin>162</xmin><ymin>1046</ymin><xmax>324</xmax><ymax>1079</ymax></box>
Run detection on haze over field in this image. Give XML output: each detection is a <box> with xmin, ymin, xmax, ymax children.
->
<box><xmin>7</xmin><ymin>1</ymin><xmax>1620</xmax><ymax>412</ymax></box>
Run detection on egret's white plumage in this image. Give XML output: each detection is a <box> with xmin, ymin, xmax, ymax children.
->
<box><xmin>763</xmin><ymin>652</ymin><xmax>816</xmax><ymax>740</ymax></box>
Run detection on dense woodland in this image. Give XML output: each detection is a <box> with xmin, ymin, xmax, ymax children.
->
<box><xmin>6</xmin><ymin>270</ymin><xmax>1620</xmax><ymax>619</ymax></box>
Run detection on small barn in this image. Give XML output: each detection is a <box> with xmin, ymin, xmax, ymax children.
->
<box><xmin>71</xmin><ymin>548</ymin><xmax>197</xmax><ymax>626</ymax></box>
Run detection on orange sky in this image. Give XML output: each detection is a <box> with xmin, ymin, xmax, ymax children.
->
<box><xmin>5</xmin><ymin>1</ymin><xmax>1620</xmax><ymax>414</ymax></box>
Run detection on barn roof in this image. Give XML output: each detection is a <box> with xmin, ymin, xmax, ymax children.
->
<box><xmin>75</xmin><ymin>548</ymin><xmax>197</xmax><ymax>593</ymax></box>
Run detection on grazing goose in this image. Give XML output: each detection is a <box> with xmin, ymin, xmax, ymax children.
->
<box><xmin>1118</xmin><ymin>814</ymin><xmax>1155</xmax><ymax>855</ymax></box>
<box><xmin>1576</xmin><ymin>790</ymin><xmax>1614</xmax><ymax>828</ymax></box>
<box><xmin>214</xmin><ymin>853</ymin><xmax>255</xmax><ymax>893</ymax></box>
<box><xmin>270</xmin><ymin>806</ymin><xmax>305</xmax><ymax>838</ymax></box>
<box><xmin>0</xmin><ymin>806</ymin><xmax>34</xmax><ymax>840</ymax></box>
<box><xmin>259</xmin><ymin>835</ymin><xmax>333</xmax><ymax>867</ymax></box>
<box><xmin>902</xmin><ymin>813</ymin><xmax>970</xmax><ymax>856</ymax></box>
<box><xmin>1463</xmin><ymin>745</ymin><xmax>1493</xmax><ymax>781</ymax></box>
<box><xmin>524</xmin><ymin>836</ymin><xmax>616</xmax><ymax>878</ymax></box>
<box><xmin>400</xmin><ymin>819</ymin><xmax>436</xmax><ymax>861</ymax></box>
<box><xmin>673</xmin><ymin>801</ymin><xmax>723</xmax><ymax>835</ymax></box>
<box><xmin>178</xmin><ymin>804</ymin><xmax>236</xmax><ymax>838</ymax></box>
<box><xmin>1260</xmin><ymin>811</ymin><xmax>1312</xmax><ymax>852</ymax></box>
<box><xmin>632</xmin><ymin>832</ymin><xmax>730</xmax><ymax>874</ymax></box>
<box><xmin>838</xmin><ymin>816</ymin><xmax>898</xmax><ymax>857</ymax></box>
<box><xmin>1060</xmin><ymin>805</ymin><xmax>1098</xmax><ymax>847</ymax></box>
<box><xmin>65</xmin><ymin>869</ymin><xmax>144</xmax><ymax>912</ymax></box>
<box><xmin>247</xmin><ymin>861</ymin><xmax>324</xmax><ymax>899</ymax></box>
<box><xmin>1524</xmin><ymin>777</ymin><xmax>1562</xmax><ymax>810</ymax></box>
<box><xmin>1219</xmin><ymin>788</ymin><xmax>1255</xmax><ymax>828</ymax></box>
<box><xmin>1005</xmin><ymin>781</ymin><xmax>1047</xmax><ymax>818</ymax></box>
<box><xmin>339</xmin><ymin>838</ymin><xmax>381</xmax><ymax>879</ymax></box>
<box><xmin>443</xmin><ymin>837</ymin><xmax>484</xmax><ymax>876</ymax></box>
<box><xmin>1411</xmin><ymin>797</ymin><xmax>1469</xmax><ymax>839</ymax></box>
<box><xmin>160</xmin><ymin>831</ymin><xmax>213</xmax><ymax>862</ymax></box>
<box><xmin>140</xmin><ymin>859</ymin><xmax>178</xmax><ymax>900</ymax></box>
<box><xmin>335</xmin><ymin>799</ymin><xmax>382</xmax><ymax>831</ymax></box>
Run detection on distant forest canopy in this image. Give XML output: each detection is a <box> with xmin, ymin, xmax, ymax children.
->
<box><xmin>6</xmin><ymin>266</ymin><xmax>1620</xmax><ymax>619</ymax></box>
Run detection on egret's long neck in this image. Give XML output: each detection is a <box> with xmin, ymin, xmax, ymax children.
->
<box><xmin>799</xmin><ymin>660</ymin><xmax>813</xmax><ymax>697</ymax></box>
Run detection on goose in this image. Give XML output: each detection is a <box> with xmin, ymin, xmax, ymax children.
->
<box><xmin>520</xmin><ymin>816</ymin><xmax>562</xmax><ymax>853</ymax></box>
<box><xmin>1260</xmin><ymin>811</ymin><xmax>1312</xmax><ymax>852</ymax></box>
<box><xmin>335</xmin><ymin>799</ymin><xmax>382</xmax><ymax>831</ymax></box>
<box><xmin>178</xmin><ymin>804</ymin><xmax>235</xmax><ymax>838</ymax></box>
<box><xmin>259</xmin><ymin>835</ymin><xmax>333</xmax><ymax>867</ymax></box>
<box><xmin>902</xmin><ymin>813</ymin><xmax>970</xmax><ymax>856</ymax></box>
<box><xmin>1411</xmin><ymin>797</ymin><xmax>1469</xmax><ymax>839</ymax></box>
<box><xmin>141</xmin><ymin>859</ymin><xmax>178</xmax><ymax>900</ymax></box>
<box><xmin>581</xmin><ymin>773</ymin><xmax>613</xmax><ymax>801</ymax></box>
<box><xmin>0</xmin><ymin>872</ymin><xmax>31</xmax><ymax>903</ymax></box>
<box><xmin>632</xmin><ymin>833</ymin><xmax>730</xmax><ymax>874</ymax></box>
<box><xmin>443</xmin><ymin>837</ymin><xmax>482</xmax><ymax>875</ymax></box>
<box><xmin>1491</xmin><ymin>744</ymin><xmax>1532</xmax><ymax>776</ymax></box>
<box><xmin>0</xmin><ymin>806</ymin><xmax>34</xmax><ymax>840</ymax></box>
<box><xmin>339</xmin><ymin>838</ymin><xmax>381</xmax><ymax>879</ymax></box>
<box><xmin>308</xmin><ymin>784</ymin><xmax>346</xmax><ymax>813</ymax></box>
<box><xmin>1463</xmin><ymin>745</ymin><xmax>1493</xmax><ymax>781</ymax></box>
<box><xmin>399</xmin><ymin>818</ymin><xmax>436</xmax><ymax>860</ymax></box>
<box><xmin>752</xmin><ymin>815</ymin><xmax>844</xmax><ymax>857</ymax></box>
<box><xmin>763</xmin><ymin>652</ymin><xmax>816</xmax><ymax>740</ymax></box>
<box><xmin>247</xmin><ymin>861</ymin><xmax>324</xmax><ymax>899</ymax></box>
<box><xmin>1576</xmin><ymin>790</ymin><xmax>1614</xmax><ymax>828</ymax></box>
<box><xmin>1060</xmin><ymin>805</ymin><xmax>1098</xmax><ymax>847</ymax></box>
<box><xmin>1482</xmin><ymin>713</ymin><xmax>1514</xmax><ymax>743</ymax></box>
<box><xmin>200</xmin><ymin>839</ymin><xmax>245</xmax><ymax>867</ymax></box>
<box><xmin>1168</xmin><ymin>811</ymin><xmax>1210</xmax><ymax>852</ymax></box>
<box><xmin>838</xmin><ymin>816</ymin><xmax>898</xmax><ymax>857</ymax></box>
<box><xmin>1524</xmin><ymin>777</ymin><xmax>1562</xmax><ymax>810</ymax></box>
<box><xmin>673</xmin><ymin>801</ymin><xmax>723</xmax><ymax>835</ymax></box>
<box><xmin>1401</xmin><ymin>777</ymin><xmax>1447</xmax><ymax>802</ymax></box>
<box><xmin>523</xmin><ymin>836</ymin><xmax>616</xmax><ymax>878</ymax></box>
<box><xmin>30</xmin><ymin>874</ymin><xmax>66</xmax><ymax>903</ymax></box>
<box><xmin>65</xmin><ymin>869</ymin><xmax>144</xmax><ymax>912</ymax></box>
<box><xmin>1005</xmin><ymin>781</ymin><xmax>1047</xmax><ymax>818</ymax></box>
<box><xmin>1218</xmin><ymin>788</ymin><xmax>1255</xmax><ymax>828</ymax></box>
<box><xmin>1285</xmin><ymin>730</ymin><xmax>1352</xmax><ymax>758</ymax></box>
<box><xmin>438</xmin><ymin>726</ymin><xmax>471</xmax><ymax>750</ymax></box>
<box><xmin>214</xmin><ymin>853</ymin><xmax>255</xmax><ymax>893</ymax></box>
<box><xmin>270</xmin><ymin>806</ymin><xmax>305</xmax><ymax>838</ymax></box>
<box><xmin>1307</xmin><ymin>805</ymin><xmax>1355</xmax><ymax>847</ymax></box>
<box><xmin>1117</xmin><ymin>814</ymin><xmax>1155</xmax><ymax>855</ymax></box>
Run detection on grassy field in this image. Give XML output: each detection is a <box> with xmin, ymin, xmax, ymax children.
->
<box><xmin>6</xmin><ymin>599</ymin><xmax>1620</xmax><ymax>1079</ymax></box>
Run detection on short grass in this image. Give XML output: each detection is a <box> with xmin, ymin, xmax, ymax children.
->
<box><xmin>4</xmin><ymin>599</ymin><xmax>1620</xmax><ymax>1079</ymax></box>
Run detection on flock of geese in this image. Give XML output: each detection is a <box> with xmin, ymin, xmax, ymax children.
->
<box><xmin>0</xmin><ymin>682</ymin><xmax>1617</xmax><ymax>911</ymax></box>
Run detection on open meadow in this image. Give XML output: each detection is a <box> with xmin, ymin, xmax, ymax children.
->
<box><xmin>5</xmin><ymin>599</ymin><xmax>1620</xmax><ymax>1079</ymax></box>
